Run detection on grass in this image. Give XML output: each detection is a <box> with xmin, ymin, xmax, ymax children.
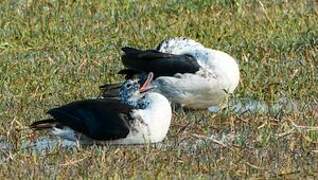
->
<box><xmin>0</xmin><ymin>0</ymin><xmax>318</xmax><ymax>178</ymax></box>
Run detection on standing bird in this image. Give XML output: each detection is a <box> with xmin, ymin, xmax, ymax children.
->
<box><xmin>30</xmin><ymin>73</ymin><xmax>172</xmax><ymax>145</ymax></box>
<box><xmin>101</xmin><ymin>37</ymin><xmax>240</xmax><ymax>110</ymax></box>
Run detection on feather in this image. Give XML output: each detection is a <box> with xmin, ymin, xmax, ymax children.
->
<box><xmin>121</xmin><ymin>47</ymin><xmax>200</xmax><ymax>78</ymax></box>
<box><xmin>30</xmin><ymin>119</ymin><xmax>58</xmax><ymax>130</ymax></box>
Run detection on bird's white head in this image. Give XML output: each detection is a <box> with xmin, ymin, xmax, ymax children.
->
<box><xmin>119</xmin><ymin>72</ymin><xmax>156</xmax><ymax>109</ymax></box>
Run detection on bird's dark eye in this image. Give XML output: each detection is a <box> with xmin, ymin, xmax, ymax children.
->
<box><xmin>126</xmin><ymin>83</ymin><xmax>132</xmax><ymax>88</ymax></box>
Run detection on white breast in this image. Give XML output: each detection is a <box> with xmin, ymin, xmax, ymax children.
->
<box><xmin>132</xmin><ymin>93</ymin><xmax>172</xmax><ymax>143</ymax></box>
<box><xmin>154</xmin><ymin>73</ymin><xmax>226</xmax><ymax>109</ymax></box>
<box><xmin>103</xmin><ymin>92</ymin><xmax>172</xmax><ymax>144</ymax></box>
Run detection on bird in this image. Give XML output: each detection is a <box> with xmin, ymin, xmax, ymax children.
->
<box><xmin>30</xmin><ymin>72</ymin><xmax>172</xmax><ymax>145</ymax></box>
<box><xmin>101</xmin><ymin>37</ymin><xmax>240</xmax><ymax>110</ymax></box>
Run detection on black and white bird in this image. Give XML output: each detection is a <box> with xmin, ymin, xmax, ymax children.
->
<box><xmin>102</xmin><ymin>37</ymin><xmax>240</xmax><ymax>111</ymax></box>
<box><xmin>30</xmin><ymin>73</ymin><xmax>172</xmax><ymax>144</ymax></box>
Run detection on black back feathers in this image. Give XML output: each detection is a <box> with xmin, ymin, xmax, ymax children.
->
<box><xmin>120</xmin><ymin>47</ymin><xmax>201</xmax><ymax>78</ymax></box>
<box><xmin>31</xmin><ymin>99</ymin><xmax>135</xmax><ymax>140</ymax></box>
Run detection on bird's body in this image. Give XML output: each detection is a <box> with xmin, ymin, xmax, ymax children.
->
<box><xmin>102</xmin><ymin>37</ymin><xmax>240</xmax><ymax>110</ymax></box>
<box><xmin>104</xmin><ymin>92</ymin><xmax>171</xmax><ymax>144</ymax></box>
<box><xmin>31</xmin><ymin>73</ymin><xmax>172</xmax><ymax>145</ymax></box>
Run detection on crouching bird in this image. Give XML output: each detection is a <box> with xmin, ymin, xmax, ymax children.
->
<box><xmin>30</xmin><ymin>72</ymin><xmax>172</xmax><ymax>145</ymax></box>
<box><xmin>101</xmin><ymin>37</ymin><xmax>240</xmax><ymax>110</ymax></box>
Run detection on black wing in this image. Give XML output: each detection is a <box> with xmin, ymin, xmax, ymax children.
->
<box><xmin>121</xmin><ymin>47</ymin><xmax>201</xmax><ymax>78</ymax></box>
<box><xmin>31</xmin><ymin>99</ymin><xmax>134</xmax><ymax>140</ymax></box>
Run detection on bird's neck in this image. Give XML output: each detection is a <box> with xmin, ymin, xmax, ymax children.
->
<box><xmin>135</xmin><ymin>96</ymin><xmax>150</xmax><ymax>109</ymax></box>
<box><xmin>123</xmin><ymin>95</ymin><xmax>149</xmax><ymax>109</ymax></box>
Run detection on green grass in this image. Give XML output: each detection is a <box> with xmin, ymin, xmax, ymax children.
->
<box><xmin>0</xmin><ymin>0</ymin><xmax>318</xmax><ymax>178</ymax></box>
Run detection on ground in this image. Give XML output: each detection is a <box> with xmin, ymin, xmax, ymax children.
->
<box><xmin>0</xmin><ymin>0</ymin><xmax>317</xmax><ymax>178</ymax></box>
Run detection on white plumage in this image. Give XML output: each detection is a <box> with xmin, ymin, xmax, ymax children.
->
<box><xmin>154</xmin><ymin>37</ymin><xmax>240</xmax><ymax>109</ymax></box>
<box><xmin>110</xmin><ymin>92</ymin><xmax>172</xmax><ymax>144</ymax></box>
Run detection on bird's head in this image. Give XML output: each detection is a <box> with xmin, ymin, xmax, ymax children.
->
<box><xmin>119</xmin><ymin>72</ymin><xmax>154</xmax><ymax>107</ymax></box>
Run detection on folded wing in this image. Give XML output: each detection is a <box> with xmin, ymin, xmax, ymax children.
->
<box><xmin>120</xmin><ymin>47</ymin><xmax>201</xmax><ymax>78</ymax></box>
<box><xmin>31</xmin><ymin>99</ymin><xmax>134</xmax><ymax>140</ymax></box>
